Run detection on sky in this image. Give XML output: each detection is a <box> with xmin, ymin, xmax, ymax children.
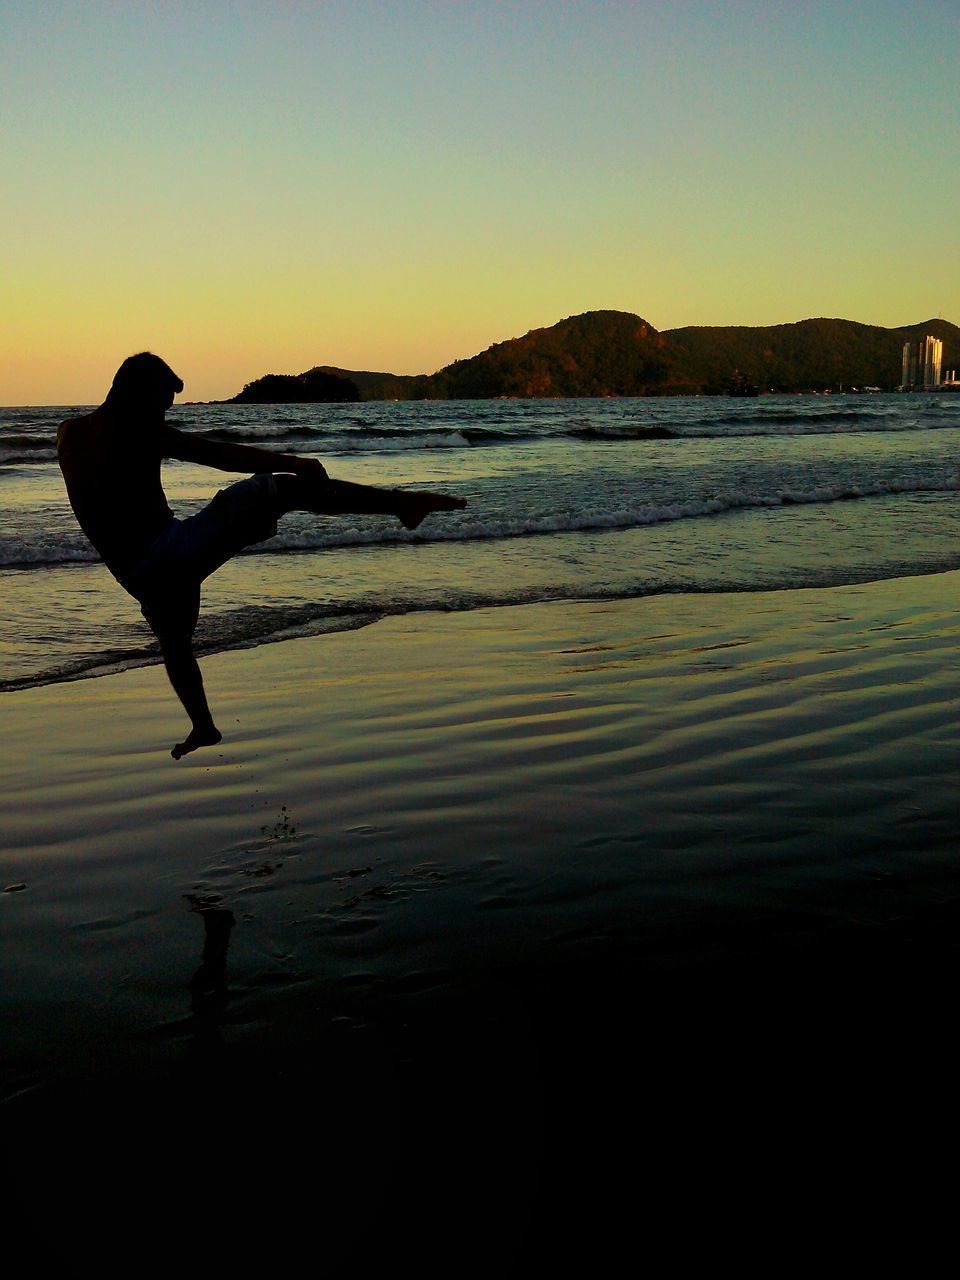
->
<box><xmin>2</xmin><ymin>0</ymin><xmax>957</xmax><ymax>404</ymax></box>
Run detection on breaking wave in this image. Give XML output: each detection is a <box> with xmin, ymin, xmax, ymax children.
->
<box><xmin>3</xmin><ymin>473</ymin><xmax>955</xmax><ymax>570</ymax></box>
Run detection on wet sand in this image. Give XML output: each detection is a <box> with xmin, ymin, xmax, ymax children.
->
<box><xmin>3</xmin><ymin>574</ymin><xmax>959</xmax><ymax>1271</ymax></box>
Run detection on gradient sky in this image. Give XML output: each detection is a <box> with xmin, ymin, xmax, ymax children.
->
<box><xmin>2</xmin><ymin>0</ymin><xmax>957</xmax><ymax>403</ymax></box>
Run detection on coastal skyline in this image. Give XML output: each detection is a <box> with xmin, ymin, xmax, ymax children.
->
<box><xmin>2</xmin><ymin>0</ymin><xmax>957</xmax><ymax>405</ymax></box>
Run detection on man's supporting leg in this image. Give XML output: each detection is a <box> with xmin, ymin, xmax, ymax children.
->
<box><xmin>161</xmin><ymin>636</ymin><xmax>223</xmax><ymax>759</ymax></box>
<box><xmin>274</xmin><ymin>473</ymin><xmax>466</xmax><ymax>531</ymax></box>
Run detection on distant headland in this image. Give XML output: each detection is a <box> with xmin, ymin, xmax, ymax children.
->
<box><xmin>227</xmin><ymin>312</ymin><xmax>960</xmax><ymax>403</ymax></box>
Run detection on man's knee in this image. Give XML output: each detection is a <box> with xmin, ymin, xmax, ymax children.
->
<box><xmin>158</xmin><ymin>633</ymin><xmax>194</xmax><ymax>667</ymax></box>
<box><xmin>140</xmin><ymin>582</ymin><xmax>201</xmax><ymax>646</ymax></box>
<box><xmin>273</xmin><ymin>470</ymin><xmax>331</xmax><ymax>515</ymax></box>
<box><xmin>274</xmin><ymin>472</ymin><xmax>306</xmax><ymax>514</ymax></box>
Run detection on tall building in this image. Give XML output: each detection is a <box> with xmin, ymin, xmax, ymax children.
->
<box><xmin>902</xmin><ymin>342</ymin><xmax>916</xmax><ymax>386</ymax></box>
<box><xmin>922</xmin><ymin>336</ymin><xmax>943</xmax><ymax>387</ymax></box>
<box><xmin>901</xmin><ymin>336</ymin><xmax>943</xmax><ymax>388</ymax></box>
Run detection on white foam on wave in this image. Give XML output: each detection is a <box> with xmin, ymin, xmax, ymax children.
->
<box><xmin>0</xmin><ymin>538</ymin><xmax>99</xmax><ymax>568</ymax></box>
<box><xmin>4</xmin><ymin>473</ymin><xmax>957</xmax><ymax>570</ymax></box>
<box><xmin>318</xmin><ymin>430</ymin><xmax>472</xmax><ymax>453</ymax></box>
<box><xmin>261</xmin><ymin>474</ymin><xmax>960</xmax><ymax>554</ymax></box>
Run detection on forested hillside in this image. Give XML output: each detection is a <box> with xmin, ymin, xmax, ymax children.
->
<box><xmin>229</xmin><ymin>312</ymin><xmax>960</xmax><ymax>401</ymax></box>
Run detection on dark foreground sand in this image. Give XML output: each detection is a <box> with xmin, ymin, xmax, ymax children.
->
<box><xmin>3</xmin><ymin>574</ymin><xmax>959</xmax><ymax>1272</ymax></box>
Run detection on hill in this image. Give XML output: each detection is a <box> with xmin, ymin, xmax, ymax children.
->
<box><xmin>231</xmin><ymin>367</ymin><xmax>361</xmax><ymax>404</ymax></box>
<box><xmin>228</xmin><ymin>312</ymin><xmax>960</xmax><ymax>401</ymax></box>
<box><xmin>664</xmin><ymin>317</ymin><xmax>960</xmax><ymax>392</ymax></box>
<box><xmin>311</xmin><ymin>366</ymin><xmax>432</xmax><ymax>401</ymax></box>
<box><xmin>431</xmin><ymin>312</ymin><xmax>671</xmax><ymax>398</ymax></box>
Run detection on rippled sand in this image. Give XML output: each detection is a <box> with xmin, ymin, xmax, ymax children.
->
<box><xmin>4</xmin><ymin>574</ymin><xmax>959</xmax><ymax>1269</ymax></box>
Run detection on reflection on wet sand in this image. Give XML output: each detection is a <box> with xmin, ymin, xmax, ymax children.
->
<box><xmin>189</xmin><ymin>905</ymin><xmax>235</xmax><ymax>1004</ymax></box>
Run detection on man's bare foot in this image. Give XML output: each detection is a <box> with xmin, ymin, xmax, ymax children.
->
<box><xmin>398</xmin><ymin>492</ymin><xmax>467</xmax><ymax>531</ymax></box>
<box><xmin>172</xmin><ymin>724</ymin><xmax>223</xmax><ymax>760</ymax></box>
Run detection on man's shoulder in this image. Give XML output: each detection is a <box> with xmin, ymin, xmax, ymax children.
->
<box><xmin>56</xmin><ymin>412</ymin><xmax>86</xmax><ymax>456</ymax></box>
<box><xmin>57</xmin><ymin>408</ymin><xmax>96</xmax><ymax>439</ymax></box>
<box><xmin>56</xmin><ymin>409</ymin><xmax>111</xmax><ymax>469</ymax></box>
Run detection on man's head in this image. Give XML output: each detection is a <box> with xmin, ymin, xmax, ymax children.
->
<box><xmin>107</xmin><ymin>352</ymin><xmax>184</xmax><ymax>412</ymax></box>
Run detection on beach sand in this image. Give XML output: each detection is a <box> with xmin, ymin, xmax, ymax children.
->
<box><xmin>3</xmin><ymin>573</ymin><xmax>959</xmax><ymax>1271</ymax></box>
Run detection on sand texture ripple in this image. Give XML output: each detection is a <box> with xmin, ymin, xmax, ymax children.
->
<box><xmin>3</xmin><ymin>574</ymin><xmax>959</xmax><ymax>1271</ymax></box>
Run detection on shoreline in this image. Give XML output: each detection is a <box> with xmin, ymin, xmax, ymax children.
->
<box><xmin>4</xmin><ymin>571</ymin><xmax>959</xmax><ymax>1267</ymax></box>
<box><xmin>6</xmin><ymin>558</ymin><xmax>960</xmax><ymax>696</ymax></box>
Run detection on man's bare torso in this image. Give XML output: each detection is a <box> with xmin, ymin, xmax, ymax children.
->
<box><xmin>57</xmin><ymin>408</ymin><xmax>175</xmax><ymax>579</ymax></box>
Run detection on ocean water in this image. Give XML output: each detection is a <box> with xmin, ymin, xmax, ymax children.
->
<box><xmin>1</xmin><ymin>393</ymin><xmax>958</xmax><ymax>691</ymax></box>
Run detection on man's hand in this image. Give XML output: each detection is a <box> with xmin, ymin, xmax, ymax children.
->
<box><xmin>292</xmin><ymin>456</ymin><xmax>329</xmax><ymax>483</ymax></box>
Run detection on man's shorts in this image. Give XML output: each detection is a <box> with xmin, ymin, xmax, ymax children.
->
<box><xmin>125</xmin><ymin>473</ymin><xmax>279</xmax><ymax>645</ymax></box>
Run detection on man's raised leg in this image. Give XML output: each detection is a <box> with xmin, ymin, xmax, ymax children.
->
<box><xmin>274</xmin><ymin>473</ymin><xmax>466</xmax><ymax>530</ymax></box>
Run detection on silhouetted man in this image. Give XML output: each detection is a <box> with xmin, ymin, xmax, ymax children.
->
<box><xmin>58</xmin><ymin>353</ymin><xmax>466</xmax><ymax>758</ymax></box>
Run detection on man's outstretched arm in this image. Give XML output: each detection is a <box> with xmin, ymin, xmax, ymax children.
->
<box><xmin>163</xmin><ymin>425</ymin><xmax>327</xmax><ymax>480</ymax></box>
